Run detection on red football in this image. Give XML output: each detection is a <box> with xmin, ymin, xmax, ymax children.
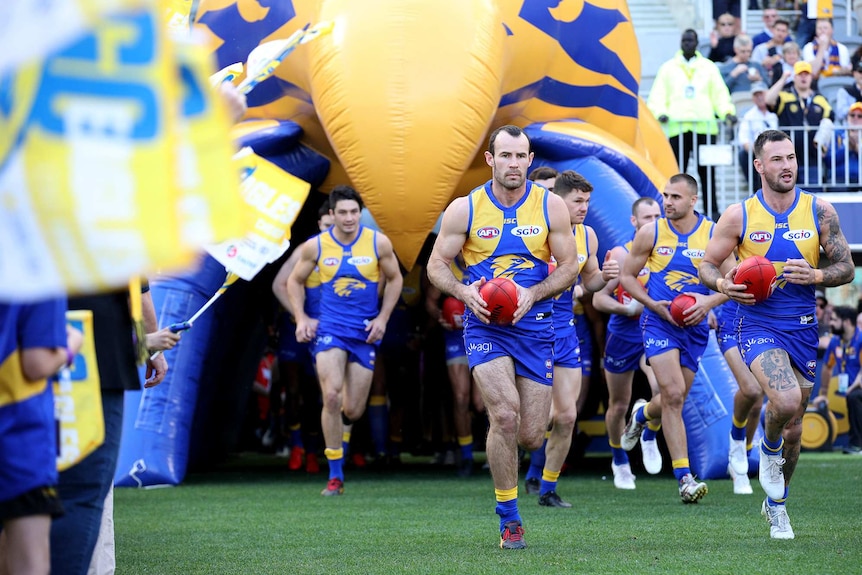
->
<box><xmin>734</xmin><ymin>255</ymin><xmax>777</xmax><ymax>303</ymax></box>
<box><xmin>441</xmin><ymin>296</ymin><xmax>466</xmax><ymax>328</ymax></box>
<box><xmin>669</xmin><ymin>293</ymin><xmax>697</xmax><ymax>326</ymax></box>
<box><xmin>478</xmin><ymin>277</ymin><xmax>519</xmax><ymax>325</ymax></box>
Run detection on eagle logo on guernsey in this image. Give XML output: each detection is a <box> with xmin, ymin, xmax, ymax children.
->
<box><xmin>477</xmin><ymin>227</ymin><xmax>500</xmax><ymax>239</ymax></box>
<box><xmin>665</xmin><ymin>270</ymin><xmax>700</xmax><ymax>291</ymax></box>
<box><xmin>333</xmin><ymin>277</ymin><xmax>367</xmax><ymax>296</ymax></box>
<box><xmin>749</xmin><ymin>231</ymin><xmax>772</xmax><ymax>243</ymax></box>
<box><xmin>491</xmin><ymin>255</ymin><xmax>535</xmax><ymax>278</ymax></box>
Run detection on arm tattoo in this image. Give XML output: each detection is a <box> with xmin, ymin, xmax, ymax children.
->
<box><xmin>817</xmin><ymin>203</ymin><xmax>854</xmax><ymax>287</ymax></box>
<box><xmin>699</xmin><ymin>262</ymin><xmax>721</xmax><ymax>291</ymax></box>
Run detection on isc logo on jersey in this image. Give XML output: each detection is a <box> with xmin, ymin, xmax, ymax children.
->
<box><xmin>749</xmin><ymin>231</ymin><xmax>772</xmax><ymax>243</ymax></box>
<box><xmin>323</xmin><ymin>257</ymin><xmax>339</xmax><ymax>266</ymax></box>
<box><xmin>783</xmin><ymin>229</ymin><xmax>815</xmax><ymax>241</ymax></box>
<box><xmin>347</xmin><ymin>256</ymin><xmax>373</xmax><ymax>266</ymax></box>
<box><xmin>477</xmin><ymin>227</ymin><xmax>500</xmax><ymax>239</ymax></box>
<box><xmin>682</xmin><ymin>249</ymin><xmax>705</xmax><ymax>259</ymax></box>
<box><xmin>511</xmin><ymin>225</ymin><xmax>543</xmax><ymax>237</ymax></box>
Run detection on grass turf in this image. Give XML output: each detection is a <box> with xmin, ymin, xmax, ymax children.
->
<box><xmin>115</xmin><ymin>452</ymin><xmax>862</xmax><ymax>574</ymax></box>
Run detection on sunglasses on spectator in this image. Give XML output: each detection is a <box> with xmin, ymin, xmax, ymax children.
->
<box><xmin>850</xmin><ymin>113</ymin><xmax>862</xmax><ymax>119</ymax></box>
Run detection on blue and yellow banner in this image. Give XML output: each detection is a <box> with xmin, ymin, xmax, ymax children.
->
<box><xmin>0</xmin><ymin>0</ymin><xmax>246</xmax><ymax>301</ymax></box>
<box><xmin>54</xmin><ymin>310</ymin><xmax>104</xmax><ymax>472</ymax></box>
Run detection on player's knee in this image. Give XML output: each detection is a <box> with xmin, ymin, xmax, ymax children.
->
<box><xmin>490</xmin><ymin>407</ymin><xmax>519</xmax><ymax>435</ymax></box>
<box><xmin>321</xmin><ymin>389</ymin><xmax>342</xmax><ymax>410</ymax></box>
<box><xmin>553</xmin><ymin>408</ymin><xmax>577</xmax><ymax>430</ymax></box>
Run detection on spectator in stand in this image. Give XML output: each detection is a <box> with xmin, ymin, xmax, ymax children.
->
<box><xmin>720</xmin><ymin>34</ymin><xmax>768</xmax><ymax>94</ymax></box>
<box><xmin>774</xmin><ymin>42</ymin><xmax>802</xmax><ymax>87</ymax></box>
<box><xmin>830</xmin><ymin>102</ymin><xmax>862</xmax><ymax>188</ymax></box>
<box><xmin>765</xmin><ymin>61</ymin><xmax>834</xmax><ymax>184</ymax></box>
<box><xmin>835</xmin><ymin>61</ymin><xmax>862</xmax><ymax>122</ymax></box>
<box><xmin>802</xmin><ymin>19</ymin><xmax>852</xmax><ymax>79</ymax></box>
<box><xmin>851</xmin><ymin>45</ymin><xmax>862</xmax><ymax>72</ymax></box>
<box><xmin>648</xmin><ymin>29</ymin><xmax>736</xmax><ymax>218</ymax></box>
<box><xmin>737</xmin><ymin>82</ymin><xmax>779</xmax><ymax>190</ymax></box>
<box><xmin>709</xmin><ymin>13</ymin><xmax>739</xmax><ymax>63</ymax></box>
<box><xmin>751</xmin><ymin>8</ymin><xmax>791</xmax><ymax>49</ymax></box>
<box><xmin>751</xmin><ymin>18</ymin><xmax>792</xmax><ymax>84</ymax></box>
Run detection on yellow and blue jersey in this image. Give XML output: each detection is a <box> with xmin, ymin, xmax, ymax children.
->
<box><xmin>304</xmin><ymin>266</ymin><xmax>322</xmax><ymax>319</ymax></box>
<box><xmin>607</xmin><ymin>239</ymin><xmax>651</xmax><ymax>339</ymax></box>
<box><xmin>737</xmin><ymin>188</ymin><xmax>820</xmax><ymax>329</ymax></box>
<box><xmin>463</xmin><ymin>181</ymin><xmax>552</xmax><ymax>332</ymax></box>
<box><xmin>823</xmin><ymin>330</ymin><xmax>862</xmax><ymax>384</ymax></box>
<box><xmin>0</xmin><ymin>299</ymin><xmax>67</xmax><ymax>502</ymax></box>
<box><xmin>737</xmin><ymin>189</ymin><xmax>820</xmax><ymax>328</ymax></box>
<box><xmin>646</xmin><ymin>215</ymin><xmax>714</xmax><ymax>303</ymax></box>
<box><xmin>552</xmin><ymin>224</ymin><xmax>587</xmax><ymax>333</ymax></box>
<box><xmin>316</xmin><ymin>225</ymin><xmax>380</xmax><ymax>334</ymax></box>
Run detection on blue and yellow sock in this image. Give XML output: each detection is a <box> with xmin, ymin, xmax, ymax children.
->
<box><xmin>325</xmin><ymin>447</ymin><xmax>344</xmax><ymax>481</ymax></box>
<box><xmin>672</xmin><ymin>458</ymin><xmax>691</xmax><ymax>482</ymax></box>
<box><xmin>730</xmin><ymin>416</ymin><xmax>747</xmax><ymax>442</ymax></box>
<box><xmin>289</xmin><ymin>424</ymin><xmax>303</xmax><ymax>449</ymax></box>
<box><xmin>539</xmin><ymin>469</ymin><xmax>561</xmax><ymax>496</ymax></box>
<box><xmin>525</xmin><ymin>432</ymin><xmax>549</xmax><ymax>481</ymax></box>
<box><xmin>342</xmin><ymin>430</ymin><xmax>351</xmax><ymax>454</ymax></box>
<box><xmin>458</xmin><ymin>435</ymin><xmax>474</xmax><ymax>462</ymax></box>
<box><xmin>368</xmin><ymin>395</ymin><xmax>389</xmax><ymax>456</ymax></box>
<box><xmin>762</xmin><ymin>435</ymin><xmax>784</xmax><ymax>454</ymax></box>
<box><xmin>610</xmin><ymin>441</ymin><xmax>629</xmax><ymax>466</ymax></box>
<box><xmin>495</xmin><ymin>487</ymin><xmax>520</xmax><ymax>531</ymax></box>
<box><xmin>767</xmin><ymin>486</ymin><xmax>789</xmax><ymax>506</ymax></box>
<box><xmin>634</xmin><ymin>402</ymin><xmax>651</xmax><ymax>425</ymax></box>
<box><xmin>642</xmin><ymin>419</ymin><xmax>661</xmax><ymax>442</ymax></box>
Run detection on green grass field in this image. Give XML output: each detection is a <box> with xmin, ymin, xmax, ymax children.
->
<box><xmin>115</xmin><ymin>452</ymin><xmax>862</xmax><ymax>574</ymax></box>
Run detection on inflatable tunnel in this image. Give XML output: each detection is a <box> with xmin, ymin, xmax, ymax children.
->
<box><xmin>115</xmin><ymin>0</ymin><xmax>755</xmax><ymax>486</ymax></box>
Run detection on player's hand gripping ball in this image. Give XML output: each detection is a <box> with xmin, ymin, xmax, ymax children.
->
<box><xmin>734</xmin><ymin>255</ymin><xmax>777</xmax><ymax>303</ymax></box>
<box><xmin>669</xmin><ymin>293</ymin><xmax>697</xmax><ymax>326</ymax></box>
<box><xmin>478</xmin><ymin>277</ymin><xmax>519</xmax><ymax>325</ymax></box>
<box><xmin>441</xmin><ymin>297</ymin><xmax>466</xmax><ymax>328</ymax></box>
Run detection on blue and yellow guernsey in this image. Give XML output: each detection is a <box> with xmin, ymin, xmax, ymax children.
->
<box><xmin>0</xmin><ymin>299</ymin><xmax>66</xmax><ymax>501</ymax></box>
<box><xmin>463</xmin><ymin>181</ymin><xmax>552</xmax><ymax>333</ymax></box>
<box><xmin>737</xmin><ymin>189</ymin><xmax>820</xmax><ymax>329</ymax></box>
<box><xmin>316</xmin><ymin>226</ymin><xmax>380</xmax><ymax>334</ymax></box>
<box><xmin>552</xmin><ymin>224</ymin><xmax>588</xmax><ymax>335</ymax></box>
<box><xmin>646</xmin><ymin>214</ymin><xmax>714</xmax><ymax>305</ymax></box>
<box><xmin>304</xmin><ymin>266</ymin><xmax>322</xmax><ymax>319</ymax></box>
<box><xmin>608</xmin><ymin>239</ymin><xmax>651</xmax><ymax>341</ymax></box>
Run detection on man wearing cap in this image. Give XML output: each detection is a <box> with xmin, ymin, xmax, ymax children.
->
<box><xmin>765</xmin><ymin>61</ymin><xmax>834</xmax><ymax>185</ymax></box>
<box><xmin>719</xmin><ymin>34</ymin><xmax>768</xmax><ymax>94</ymax></box>
<box><xmin>737</xmin><ymin>81</ymin><xmax>778</xmax><ymax>191</ymax></box>
<box><xmin>835</xmin><ymin>62</ymin><xmax>862</xmax><ymax>122</ymax></box>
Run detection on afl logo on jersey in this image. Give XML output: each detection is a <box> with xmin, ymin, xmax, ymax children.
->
<box><xmin>782</xmin><ymin>229</ymin><xmax>815</xmax><ymax>242</ymax></box>
<box><xmin>656</xmin><ymin>246</ymin><xmax>674</xmax><ymax>256</ymax></box>
<box><xmin>682</xmin><ymin>249</ymin><xmax>705</xmax><ymax>259</ymax></box>
<box><xmin>577</xmin><ymin>254</ymin><xmax>587</xmax><ymax>264</ymax></box>
<box><xmin>511</xmin><ymin>225</ymin><xmax>543</xmax><ymax>237</ymax></box>
<box><xmin>477</xmin><ymin>227</ymin><xmax>500</xmax><ymax>239</ymax></box>
<box><xmin>749</xmin><ymin>231</ymin><xmax>772</xmax><ymax>243</ymax></box>
<box><xmin>347</xmin><ymin>256</ymin><xmax>373</xmax><ymax>266</ymax></box>
<box><xmin>323</xmin><ymin>257</ymin><xmax>339</xmax><ymax>266</ymax></box>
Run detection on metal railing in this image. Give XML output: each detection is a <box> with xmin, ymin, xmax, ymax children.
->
<box><xmin>664</xmin><ymin>120</ymin><xmax>862</xmax><ymax>219</ymax></box>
